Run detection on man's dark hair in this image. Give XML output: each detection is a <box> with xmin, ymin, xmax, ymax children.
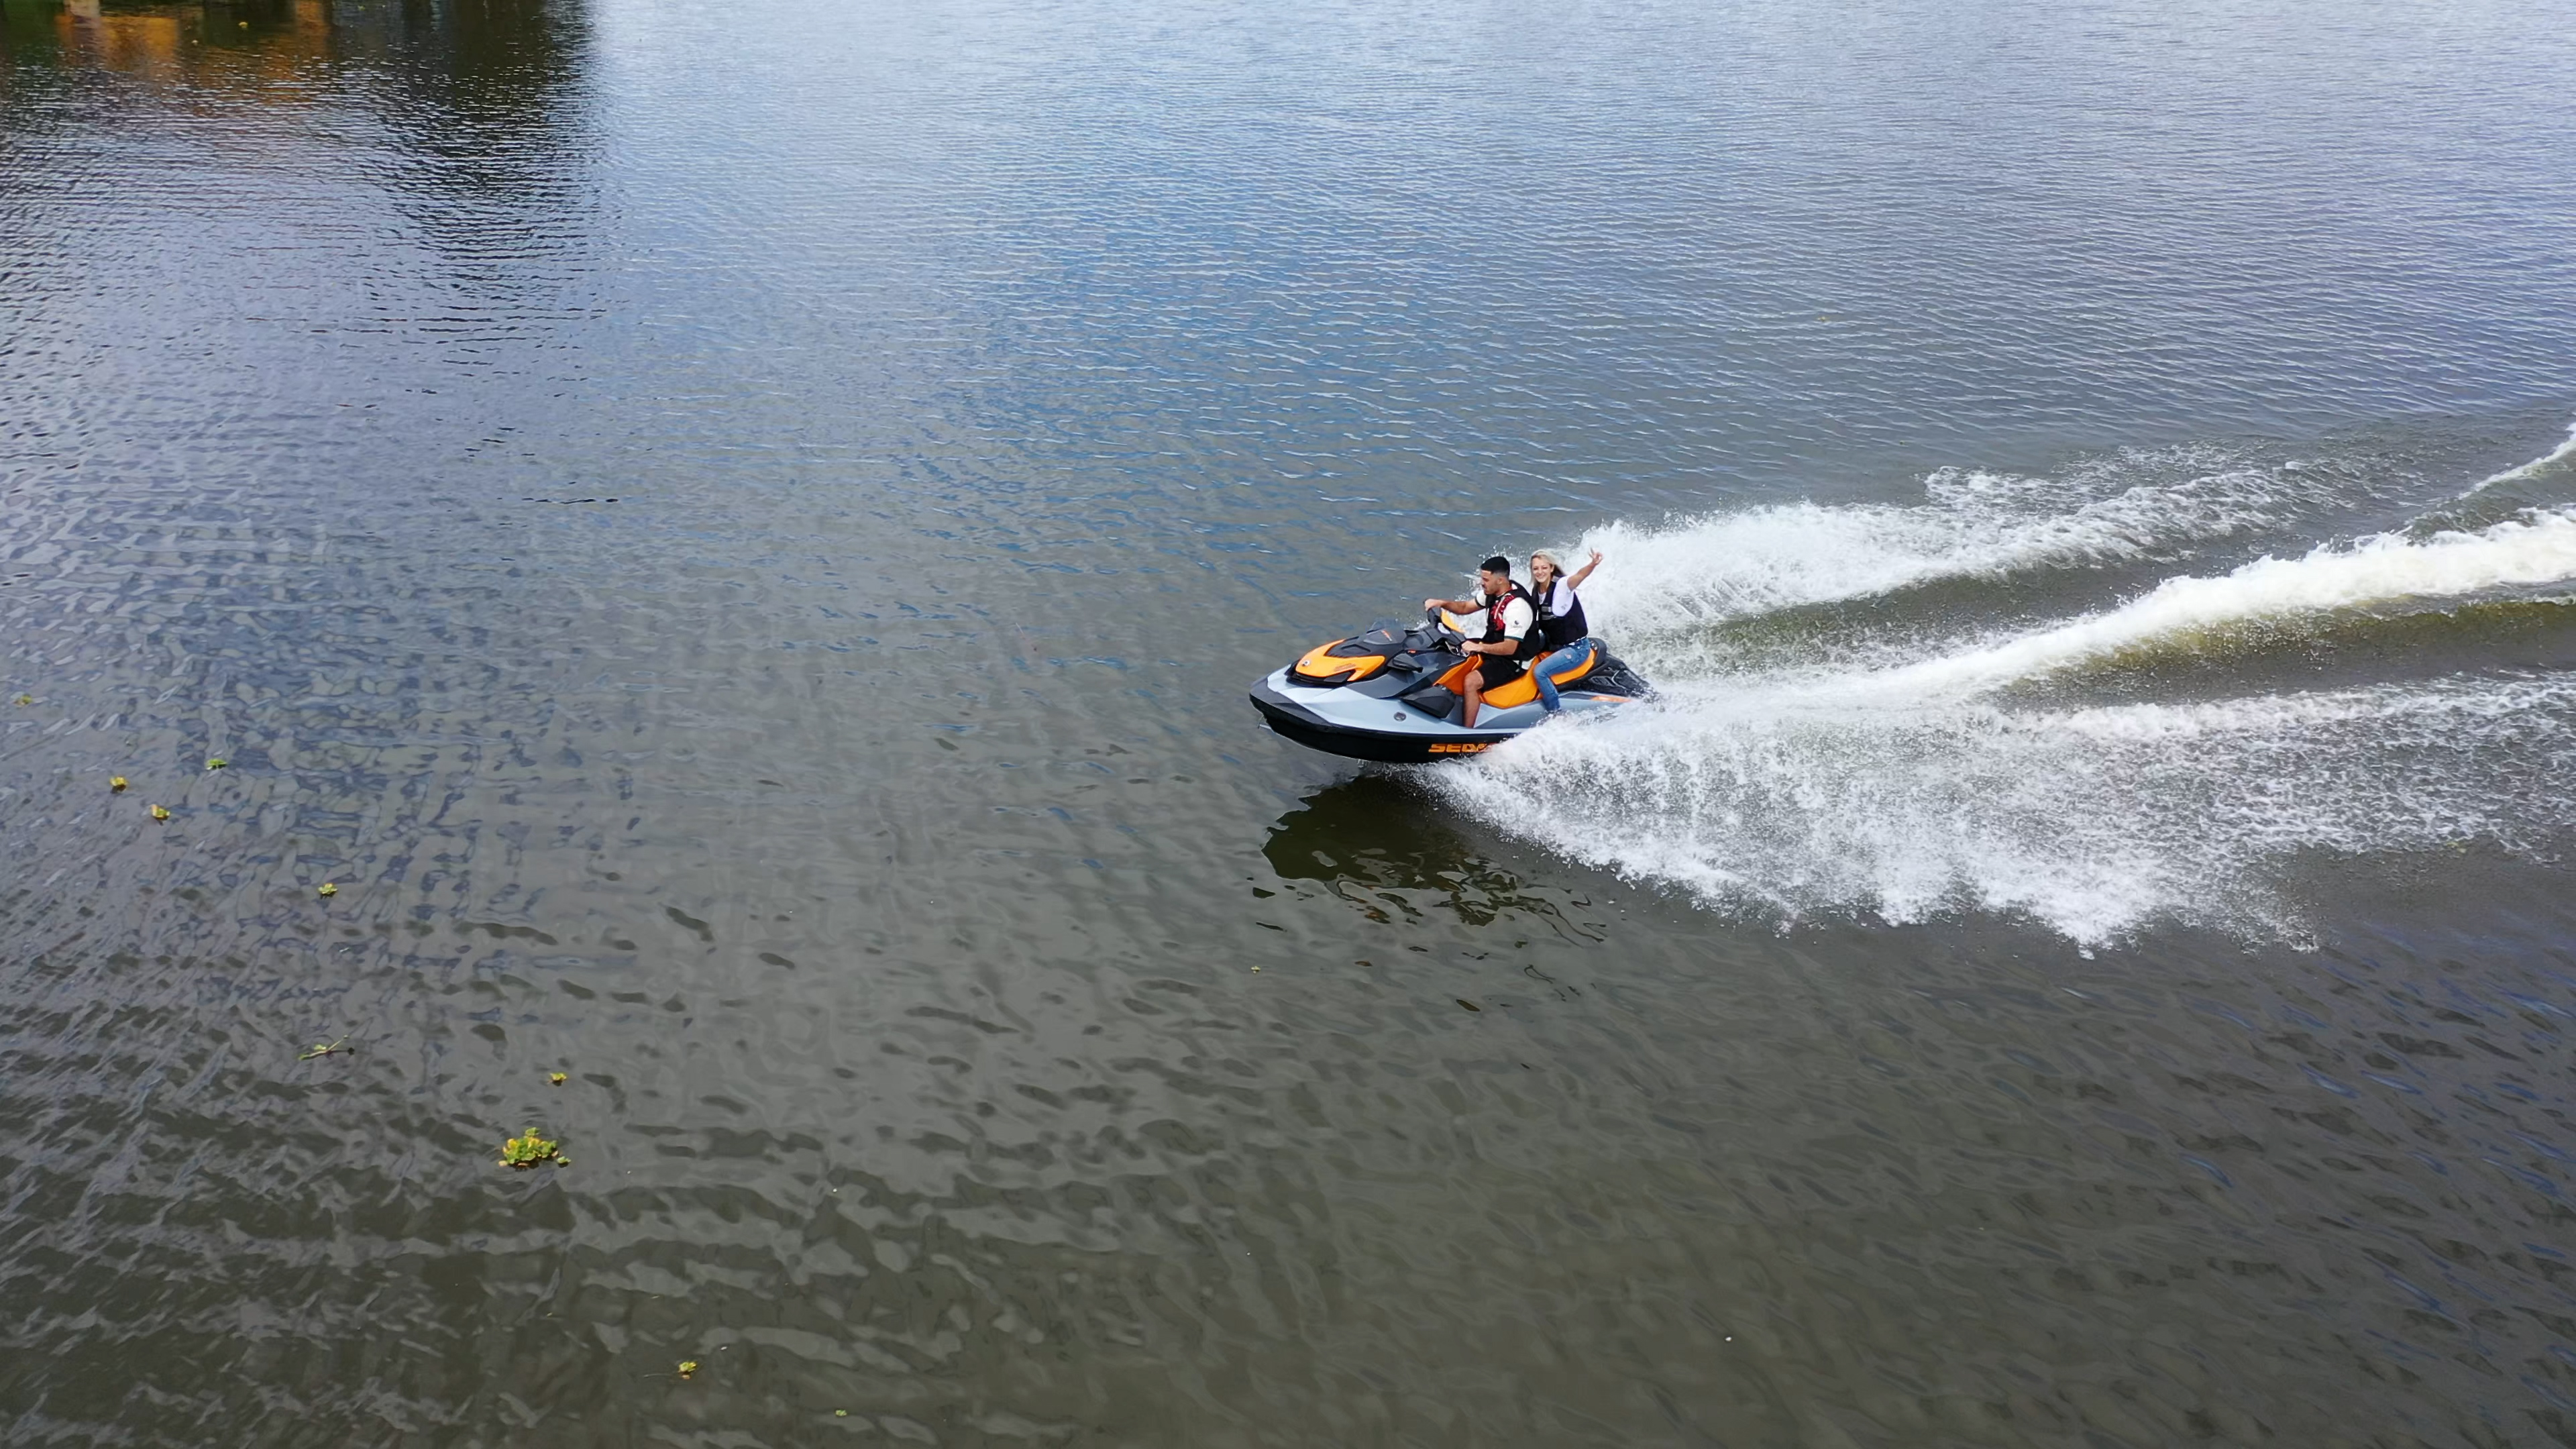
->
<box><xmin>1480</xmin><ymin>555</ymin><xmax>1512</xmax><ymax>576</ymax></box>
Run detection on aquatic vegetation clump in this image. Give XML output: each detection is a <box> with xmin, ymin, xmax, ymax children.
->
<box><xmin>498</xmin><ymin>1128</ymin><xmax>566</xmax><ymax>1169</ymax></box>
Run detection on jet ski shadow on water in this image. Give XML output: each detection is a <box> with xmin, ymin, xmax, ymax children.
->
<box><xmin>1263</xmin><ymin>775</ymin><xmax>1607</xmax><ymax>937</ymax></box>
<box><xmin>1249</xmin><ymin>608</ymin><xmax>1652</xmax><ymax>763</ymax></box>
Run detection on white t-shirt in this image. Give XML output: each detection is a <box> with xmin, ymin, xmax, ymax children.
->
<box><xmin>1471</xmin><ymin>589</ymin><xmax>1536</xmax><ymax>642</ymax></box>
<box><xmin>1533</xmin><ymin>579</ymin><xmax>1578</xmax><ymax>618</ymax></box>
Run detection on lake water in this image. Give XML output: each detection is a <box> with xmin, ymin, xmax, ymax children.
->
<box><xmin>6</xmin><ymin>0</ymin><xmax>2576</xmax><ymax>1442</ymax></box>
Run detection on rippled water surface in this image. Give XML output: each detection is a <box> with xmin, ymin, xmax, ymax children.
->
<box><xmin>7</xmin><ymin>0</ymin><xmax>2576</xmax><ymax>1442</ymax></box>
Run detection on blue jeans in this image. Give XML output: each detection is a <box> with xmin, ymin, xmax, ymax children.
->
<box><xmin>1530</xmin><ymin>638</ymin><xmax>1599</xmax><ymax>712</ymax></box>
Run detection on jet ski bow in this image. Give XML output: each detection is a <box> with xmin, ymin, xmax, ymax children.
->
<box><xmin>1249</xmin><ymin>609</ymin><xmax>1651</xmax><ymax>763</ymax></box>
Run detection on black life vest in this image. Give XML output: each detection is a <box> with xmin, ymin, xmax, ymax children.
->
<box><xmin>1480</xmin><ymin>583</ymin><xmax>1542</xmax><ymax>661</ymax></box>
<box><xmin>1534</xmin><ymin>578</ymin><xmax>1589</xmax><ymax>650</ymax></box>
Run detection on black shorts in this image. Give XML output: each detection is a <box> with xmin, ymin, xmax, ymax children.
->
<box><xmin>1472</xmin><ymin>655</ymin><xmax>1526</xmax><ymax>689</ymax></box>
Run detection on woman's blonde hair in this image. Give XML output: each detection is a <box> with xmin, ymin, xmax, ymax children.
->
<box><xmin>1529</xmin><ymin>549</ymin><xmax>1562</xmax><ymax>580</ymax></box>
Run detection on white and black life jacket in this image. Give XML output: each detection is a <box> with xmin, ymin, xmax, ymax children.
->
<box><xmin>1533</xmin><ymin>578</ymin><xmax>1588</xmax><ymax>650</ymax></box>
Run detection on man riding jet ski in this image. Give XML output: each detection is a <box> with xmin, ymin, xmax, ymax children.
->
<box><xmin>1248</xmin><ymin>554</ymin><xmax>1652</xmax><ymax>763</ymax></box>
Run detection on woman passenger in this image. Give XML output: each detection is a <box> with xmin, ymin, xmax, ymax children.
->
<box><xmin>1527</xmin><ymin>548</ymin><xmax>1603</xmax><ymax>714</ymax></box>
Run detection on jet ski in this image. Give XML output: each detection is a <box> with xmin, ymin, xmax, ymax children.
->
<box><xmin>1249</xmin><ymin>609</ymin><xmax>1652</xmax><ymax>762</ymax></box>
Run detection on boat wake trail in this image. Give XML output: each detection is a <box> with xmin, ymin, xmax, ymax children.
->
<box><xmin>1432</xmin><ymin>431</ymin><xmax>2576</xmax><ymax>943</ymax></box>
<box><xmin>2465</xmin><ymin>421</ymin><xmax>2576</xmax><ymax>496</ymax></box>
<box><xmin>1573</xmin><ymin>445</ymin><xmax>2371</xmax><ymax>647</ymax></box>
<box><xmin>1872</xmin><ymin>508</ymin><xmax>2576</xmax><ymax>699</ymax></box>
<box><xmin>1442</xmin><ymin>673</ymin><xmax>2576</xmax><ymax>943</ymax></box>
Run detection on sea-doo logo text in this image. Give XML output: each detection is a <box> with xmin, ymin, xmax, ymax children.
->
<box><xmin>1430</xmin><ymin>742</ymin><xmax>1491</xmax><ymax>754</ymax></box>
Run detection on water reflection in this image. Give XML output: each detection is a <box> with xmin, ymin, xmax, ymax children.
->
<box><xmin>1263</xmin><ymin>775</ymin><xmax>1607</xmax><ymax>937</ymax></box>
<box><xmin>0</xmin><ymin>0</ymin><xmax>598</xmax><ymax>517</ymax></box>
<box><xmin>11</xmin><ymin>0</ymin><xmax>333</xmax><ymax>87</ymax></box>
<box><xmin>354</xmin><ymin>0</ymin><xmax>590</xmax><ymax>146</ymax></box>
<box><xmin>1</xmin><ymin>0</ymin><xmax>588</xmax><ymax>133</ymax></box>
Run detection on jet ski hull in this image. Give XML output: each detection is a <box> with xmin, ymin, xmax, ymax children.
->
<box><xmin>1250</xmin><ymin>678</ymin><xmax>1521</xmax><ymax>762</ymax></box>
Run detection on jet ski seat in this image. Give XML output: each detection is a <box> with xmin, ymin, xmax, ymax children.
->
<box><xmin>1438</xmin><ymin>647</ymin><xmax>1598</xmax><ymax>710</ymax></box>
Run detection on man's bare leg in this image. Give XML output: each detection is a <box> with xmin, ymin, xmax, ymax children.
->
<box><xmin>1461</xmin><ymin>672</ymin><xmax>1483</xmax><ymax>729</ymax></box>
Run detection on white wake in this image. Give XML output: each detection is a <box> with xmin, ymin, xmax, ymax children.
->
<box><xmin>1870</xmin><ymin>508</ymin><xmax>2576</xmax><ymax>699</ymax></box>
<box><xmin>1435</xmin><ymin>492</ymin><xmax>2576</xmax><ymax>943</ymax></box>
<box><xmin>1440</xmin><ymin>673</ymin><xmax>2576</xmax><ymax>943</ymax></box>
<box><xmin>2464</xmin><ymin>421</ymin><xmax>2576</xmax><ymax>495</ymax></box>
<box><xmin>1564</xmin><ymin>447</ymin><xmax>2358</xmax><ymax>657</ymax></box>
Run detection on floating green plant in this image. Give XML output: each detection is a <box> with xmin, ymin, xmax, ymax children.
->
<box><xmin>299</xmin><ymin>1036</ymin><xmax>350</xmax><ymax>1061</ymax></box>
<box><xmin>204</xmin><ymin>757</ymin><xmax>227</xmax><ymax>770</ymax></box>
<box><xmin>150</xmin><ymin>804</ymin><xmax>171</xmax><ymax>821</ymax></box>
<box><xmin>109</xmin><ymin>776</ymin><xmax>127</xmax><ymax>792</ymax></box>
<box><xmin>675</xmin><ymin>1360</ymin><xmax>698</xmax><ymax>1380</ymax></box>
<box><xmin>548</xmin><ymin>1072</ymin><xmax>568</xmax><ymax>1085</ymax></box>
<box><xmin>498</xmin><ymin>1128</ymin><xmax>566</xmax><ymax>1169</ymax></box>
<box><xmin>317</xmin><ymin>882</ymin><xmax>337</xmax><ymax>897</ymax></box>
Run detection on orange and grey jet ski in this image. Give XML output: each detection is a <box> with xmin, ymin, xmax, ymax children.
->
<box><xmin>1249</xmin><ymin>609</ymin><xmax>1651</xmax><ymax>763</ymax></box>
